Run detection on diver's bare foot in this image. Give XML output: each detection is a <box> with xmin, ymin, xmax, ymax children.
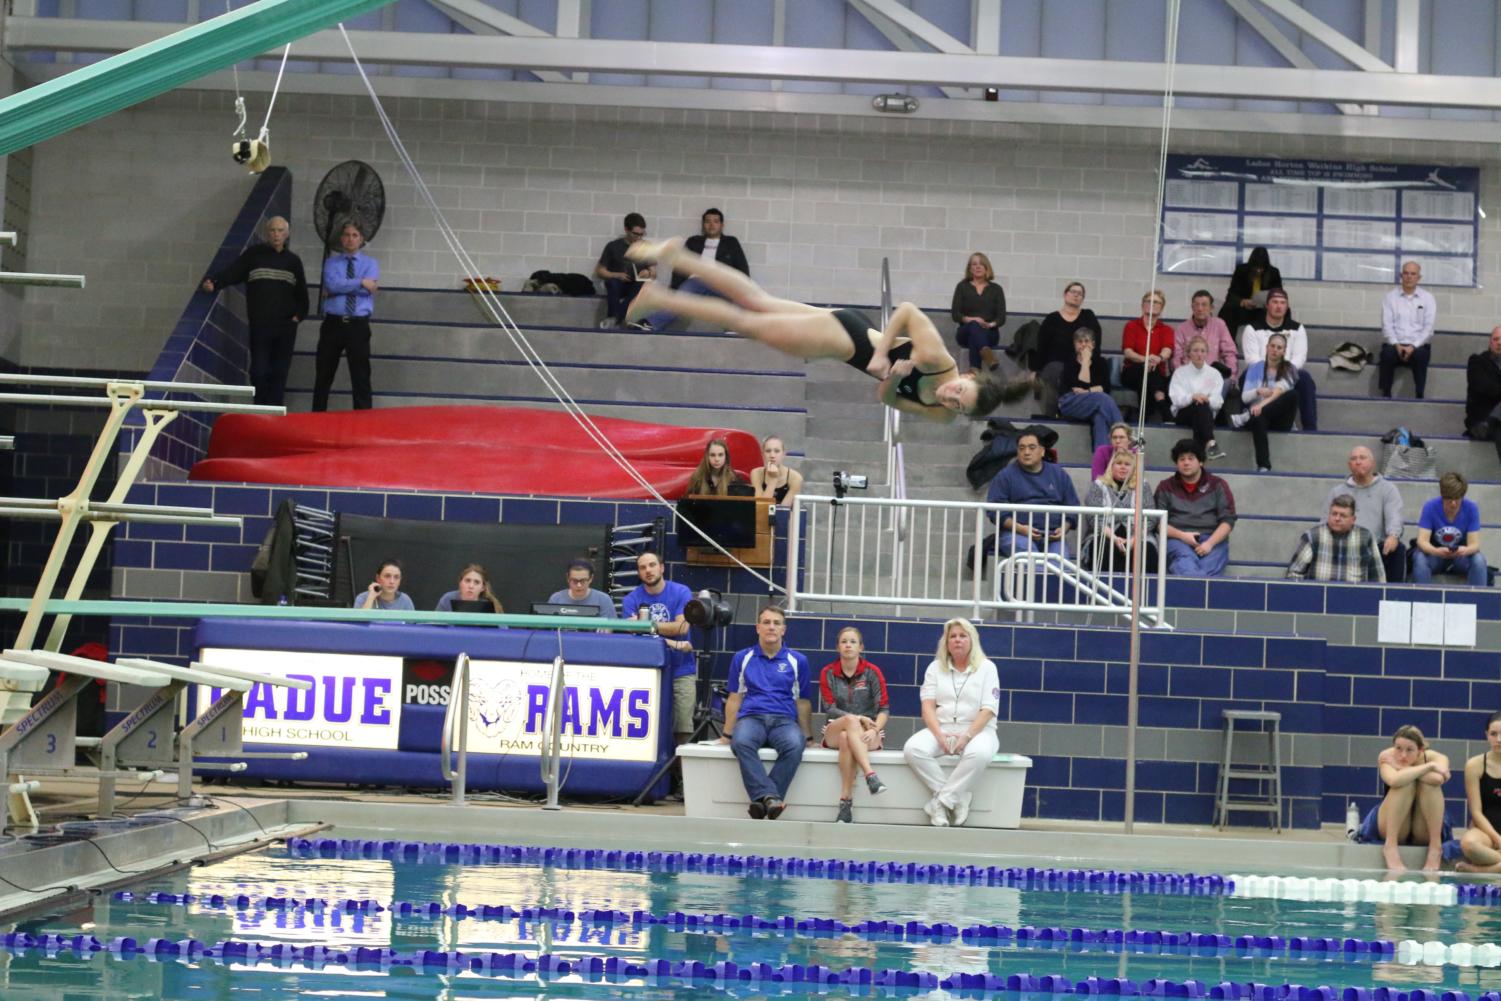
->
<box><xmin>1423</xmin><ymin>848</ymin><xmax>1443</xmax><ymax>872</ymax></box>
<box><xmin>626</xmin><ymin>237</ymin><xmax>683</xmax><ymax>268</ymax></box>
<box><xmin>1382</xmin><ymin>844</ymin><xmax>1406</xmax><ymax>872</ymax></box>
<box><xmin>625</xmin><ymin>283</ymin><xmax>667</xmax><ymax>325</ymax></box>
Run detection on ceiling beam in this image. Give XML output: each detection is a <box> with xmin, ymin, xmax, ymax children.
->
<box><xmin>424</xmin><ymin>0</ymin><xmax>571</xmax><ymax>82</ymax></box>
<box><xmin>1393</xmin><ymin>0</ymin><xmax>1420</xmax><ymax>73</ymax></box>
<box><xmin>852</xmin><ymin>0</ymin><xmax>971</xmax><ymax>53</ymax></box>
<box><xmin>847</xmin><ymin>0</ymin><xmax>970</xmax><ymax>99</ymax></box>
<box><xmin>1225</xmin><ymin>0</ymin><xmax>1365</xmax><ymax>115</ymax></box>
<box><xmin>1253</xmin><ymin>0</ymin><xmax>1392</xmax><ymax>71</ymax></box>
<box><xmin>9</xmin><ymin>18</ymin><xmax>1501</xmax><ymax>109</ymax></box>
<box><xmin>972</xmin><ymin>0</ymin><xmax>1000</xmax><ymax>56</ymax></box>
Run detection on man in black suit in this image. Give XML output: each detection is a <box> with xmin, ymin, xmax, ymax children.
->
<box><xmin>638</xmin><ymin>207</ymin><xmax>749</xmax><ymax>332</ymax></box>
<box><xmin>1465</xmin><ymin>326</ymin><xmax>1501</xmax><ymax>461</ymax></box>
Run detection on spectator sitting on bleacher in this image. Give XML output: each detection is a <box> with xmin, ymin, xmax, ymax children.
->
<box><xmin>638</xmin><ymin>207</ymin><xmax>749</xmax><ymax>333</ymax></box>
<box><xmin>1464</xmin><ymin>326</ymin><xmax>1501</xmax><ymax>456</ymax></box>
<box><xmin>1083</xmin><ymin>448</ymin><xmax>1158</xmax><ymax>573</ymax></box>
<box><xmin>819</xmin><ymin>626</ymin><xmax>890</xmax><ymax>824</ymax></box>
<box><xmin>1219</xmin><ymin>246</ymin><xmax>1282</xmax><ymax>336</ymax></box>
<box><xmin>1121</xmin><ymin>290</ymin><xmax>1174</xmax><ymax>423</ymax></box>
<box><xmin>686</xmin><ymin>438</ymin><xmax>749</xmax><ymax>496</ymax></box>
<box><xmin>1090</xmin><ymin>422</ymin><xmax>1133</xmax><ymax>479</ymax></box>
<box><xmin>546</xmin><ymin>558</ymin><xmax>617</xmax><ymax>617</ymax></box>
<box><xmin>1240</xmin><ymin>288</ymin><xmax>1317</xmax><ymax>431</ymax></box>
<box><xmin>1230</xmin><ymin>332</ymin><xmax>1301</xmax><ymax>473</ymax></box>
<box><xmin>595</xmin><ymin>212</ymin><xmax>655</xmax><ymax>329</ymax></box>
<box><xmin>1056</xmin><ymin>328</ymin><xmax>1123</xmax><ymax>450</ymax></box>
<box><xmin>1032</xmin><ymin>281</ymin><xmax>1102</xmax><ymax>418</ymax></box>
<box><xmin>435</xmin><ymin>563</ymin><xmax>503</xmax><ymax>612</ymax></box>
<box><xmin>950</xmin><ymin>252</ymin><xmax>1006</xmax><ymax>374</ymax></box>
<box><xmin>720</xmin><ymin>604</ymin><xmax>812</xmax><ymax>820</ymax></box>
<box><xmin>1173</xmin><ymin>290</ymin><xmax>1238</xmax><ymax>381</ymax></box>
<box><xmin>903</xmin><ymin>618</ymin><xmax>1001</xmax><ymax>828</ymax></box>
<box><xmin>1167</xmin><ymin>335</ymin><xmax>1226</xmax><ymax>461</ymax></box>
<box><xmin>1412</xmin><ymin>472</ymin><xmax>1488</xmax><ymax>587</ymax></box>
<box><xmin>1286</xmin><ymin>494</ymin><xmax>1384</xmax><ymax>583</ymax></box>
<box><xmin>355</xmin><ymin>558</ymin><xmax>414</xmax><ymax>611</ymax></box>
<box><xmin>1380</xmin><ymin>261</ymin><xmax>1436</xmax><ymax>400</ymax></box>
<box><xmin>1325</xmin><ymin>446</ymin><xmax>1406</xmax><ymax>582</ymax></box>
<box><xmin>986</xmin><ymin>431</ymin><xmax>1080</xmax><ymax>557</ymax></box>
<box><xmin>750</xmin><ymin>435</ymin><xmax>803</xmax><ymax>506</ymax></box>
<box><xmin>1154</xmin><ymin>439</ymin><xmax>1236</xmax><ymax>577</ymax></box>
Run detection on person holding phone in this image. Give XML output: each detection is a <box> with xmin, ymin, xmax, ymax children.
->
<box><xmin>354</xmin><ymin>558</ymin><xmax>414</xmax><ymax>611</ymax></box>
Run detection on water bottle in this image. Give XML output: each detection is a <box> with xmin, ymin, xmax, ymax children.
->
<box><xmin>1345</xmin><ymin>801</ymin><xmax>1360</xmax><ymax>840</ymax></box>
<box><xmin>1395</xmin><ymin>427</ymin><xmax>1411</xmax><ymax>447</ymax></box>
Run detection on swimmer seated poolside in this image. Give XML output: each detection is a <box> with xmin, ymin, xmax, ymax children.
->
<box><xmin>625</xmin><ymin>238</ymin><xmax>1030</xmax><ymax>422</ymax></box>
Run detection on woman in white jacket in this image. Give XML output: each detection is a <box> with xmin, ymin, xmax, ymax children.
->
<box><xmin>1168</xmin><ymin>336</ymin><xmax>1225</xmax><ymax>460</ymax></box>
<box><xmin>903</xmin><ymin>618</ymin><xmax>1001</xmax><ymax>827</ymax></box>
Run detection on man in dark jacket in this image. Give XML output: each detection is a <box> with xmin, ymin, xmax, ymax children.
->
<box><xmin>1154</xmin><ymin>438</ymin><xmax>1237</xmax><ymax>577</ymax></box>
<box><xmin>201</xmin><ymin>216</ymin><xmax>309</xmax><ymax>406</ymax></box>
<box><xmin>639</xmin><ymin>207</ymin><xmax>749</xmax><ymax>332</ymax></box>
<box><xmin>1465</xmin><ymin>326</ymin><xmax>1501</xmax><ymax>460</ymax></box>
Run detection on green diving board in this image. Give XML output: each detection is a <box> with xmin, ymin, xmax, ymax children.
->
<box><xmin>0</xmin><ymin>597</ymin><xmax>654</xmax><ymax>633</ymax></box>
<box><xmin>0</xmin><ymin>0</ymin><xmax>395</xmax><ymax>157</ymax></box>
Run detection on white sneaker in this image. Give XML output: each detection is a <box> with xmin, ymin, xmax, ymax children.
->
<box><xmin>1230</xmin><ymin>412</ymin><xmax>1250</xmax><ymax>429</ymax></box>
<box><xmin>923</xmin><ymin>796</ymin><xmax>950</xmax><ymax>827</ymax></box>
<box><xmin>951</xmin><ymin>791</ymin><xmax>973</xmax><ymax>827</ymax></box>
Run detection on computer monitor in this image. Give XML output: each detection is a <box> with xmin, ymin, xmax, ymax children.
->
<box><xmin>675</xmin><ymin>497</ymin><xmax>757</xmax><ymax>550</ymax></box>
<box><xmin>531</xmin><ymin>602</ymin><xmax>597</xmax><ymax>617</ymax></box>
<box><xmin>449</xmin><ymin>599</ymin><xmax>497</xmax><ymax>614</ymax></box>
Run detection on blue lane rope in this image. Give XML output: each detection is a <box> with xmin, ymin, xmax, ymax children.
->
<box><xmin>0</xmin><ymin>933</ymin><xmax>1480</xmax><ymax>1001</ymax></box>
<box><xmin>112</xmin><ymin>890</ymin><xmax>1394</xmax><ymax>963</ymax></box>
<box><xmin>283</xmin><ymin>837</ymin><xmax>1233</xmax><ymax>895</ymax></box>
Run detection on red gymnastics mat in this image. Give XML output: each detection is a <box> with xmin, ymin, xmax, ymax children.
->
<box><xmin>190</xmin><ymin>406</ymin><xmax>762</xmax><ymax>499</ymax></box>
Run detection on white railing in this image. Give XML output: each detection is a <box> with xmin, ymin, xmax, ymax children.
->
<box><xmin>786</xmin><ymin>495</ymin><xmax>1170</xmax><ymax>626</ymax></box>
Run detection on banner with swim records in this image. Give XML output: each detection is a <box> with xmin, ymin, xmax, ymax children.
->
<box><xmin>196</xmin><ymin>648</ymin><xmax>404</xmax><ymax>751</ymax></box>
<box><xmin>463</xmin><ymin>659</ymin><xmax>661</xmax><ymax>763</ymax></box>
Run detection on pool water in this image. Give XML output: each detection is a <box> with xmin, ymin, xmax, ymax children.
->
<box><xmin>4</xmin><ymin>839</ymin><xmax>1501</xmax><ymax>1000</ymax></box>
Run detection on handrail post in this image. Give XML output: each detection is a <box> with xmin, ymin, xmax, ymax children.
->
<box><xmin>441</xmin><ymin>652</ymin><xmax>469</xmax><ymax>807</ymax></box>
<box><xmin>786</xmin><ymin>496</ymin><xmax>802</xmax><ymax>612</ymax></box>
<box><xmin>542</xmin><ymin>652</ymin><xmax>566</xmax><ymax>811</ymax></box>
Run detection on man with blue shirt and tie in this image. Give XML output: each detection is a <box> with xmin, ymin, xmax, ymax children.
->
<box><xmin>315</xmin><ymin>220</ymin><xmax>380</xmax><ymax>411</ymax></box>
<box><xmin>720</xmin><ymin>605</ymin><xmax>812</xmax><ymax>820</ymax></box>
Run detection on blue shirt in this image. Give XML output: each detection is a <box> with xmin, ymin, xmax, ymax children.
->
<box><xmin>622</xmin><ymin>580</ymin><xmax>694</xmax><ymax>677</ymax></box>
<box><xmin>1419</xmin><ymin>496</ymin><xmax>1481</xmax><ymax>550</ymax></box>
<box><xmin>727</xmin><ymin>644</ymin><xmax>813</xmax><ymax>719</ymax></box>
<box><xmin>322</xmin><ymin>251</ymin><xmax>380</xmax><ymax>317</ymax></box>
<box><xmin>546</xmin><ymin>588</ymin><xmax>618</xmax><ymax>618</ymax></box>
<box><xmin>354</xmin><ymin>591</ymin><xmax>414</xmax><ymax>611</ymax></box>
<box><xmin>986</xmin><ymin>460</ymin><xmax>1081</xmax><ymax>526</ymax></box>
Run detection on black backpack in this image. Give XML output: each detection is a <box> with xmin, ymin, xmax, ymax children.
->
<box><xmin>527</xmin><ymin>270</ymin><xmax>596</xmax><ymax>296</ymax></box>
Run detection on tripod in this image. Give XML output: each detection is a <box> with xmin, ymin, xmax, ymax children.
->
<box><xmin>632</xmin><ymin>638</ymin><xmax>725</xmax><ymax>806</ymax></box>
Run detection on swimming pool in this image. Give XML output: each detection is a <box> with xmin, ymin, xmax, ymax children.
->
<box><xmin>6</xmin><ymin>829</ymin><xmax>1501</xmax><ymax>1000</ymax></box>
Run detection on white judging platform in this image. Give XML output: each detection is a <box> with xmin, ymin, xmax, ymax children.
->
<box><xmin>677</xmin><ymin>742</ymin><xmax>1032</xmax><ymax>827</ymax></box>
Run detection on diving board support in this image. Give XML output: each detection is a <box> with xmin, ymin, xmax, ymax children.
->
<box><xmin>176</xmin><ymin>662</ymin><xmax>313</xmax><ymax>807</ymax></box>
<box><xmin>98</xmin><ymin>658</ymin><xmax>256</xmax><ymax>817</ymax></box>
<box><xmin>0</xmin><ymin>650</ymin><xmax>172</xmax><ymax>829</ymax></box>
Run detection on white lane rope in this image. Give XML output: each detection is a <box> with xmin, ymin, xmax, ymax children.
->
<box><xmin>1229</xmin><ymin>873</ymin><xmax>1459</xmax><ymax>905</ymax></box>
<box><xmin>334</xmin><ymin>25</ymin><xmax>780</xmax><ymax>592</ymax></box>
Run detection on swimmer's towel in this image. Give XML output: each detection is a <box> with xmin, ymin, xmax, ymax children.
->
<box><xmin>192</xmin><ymin>405</ymin><xmax>760</xmax><ymax>499</ymax></box>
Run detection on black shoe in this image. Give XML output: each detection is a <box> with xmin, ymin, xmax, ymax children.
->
<box><xmin>747</xmin><ymin>798</ymin><xmax>767</xmax><ymax>820</ymax></box>
<box><xmin>836</xmin><ymin>799</ymin><xmax>853</xmax><ymax>823</ymax></box>
<box><xmin>764</xmin><ymin>796</ymin><xmax>785</xmax><ymax>820</ymax></box>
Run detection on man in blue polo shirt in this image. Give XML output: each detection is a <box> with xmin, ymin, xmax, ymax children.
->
<box><xmin>620</xmin><ymin>551</ymin><xmax>695</xmax><ymax>743</ymax></box>
<box><xmin>720</xmin><ymin>605</ymin><xmax>812</xmax><ymax>820</ymax></box>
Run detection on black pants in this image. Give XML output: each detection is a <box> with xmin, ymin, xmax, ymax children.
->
<box><xmin>248</xmin><ymin>320</ymin><xmax>298</xmax><ymax>407</ymax></box>
<box><xmin>1247</xmin><ymin>392</ymin><xmax>1298</xmax><ymax>469</ymax></box>
<box><xmin>1121</xmin><ymin>363</ymin><xmax>1171</xmax><ymax>420</ymax></box>
<box><xmin>313</xmin><ymin>315</ymin><xmax>373</xmax><ymax>411</ymax></box>
<box><xmin>1379</xmin><ymin>343</ymin><xmax>1431</xmax><ymax>398</ymax></box>
<box><xmin>1174</xmin><ymin>402</ymin><xmax>1216</xmax><ymax>447</ymax></box>
<box><xmin>1382</xmin><ymin>540</ymin><xmax>1407</xmax><ymax>583</ymax></box>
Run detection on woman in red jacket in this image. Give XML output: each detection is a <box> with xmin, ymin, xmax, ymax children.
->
<box><xmin>819</xmin><ymin>626</ymin><xmax>890</xmax><ymax>823</ymax></box>
<box><xmin>1122</xmin><ymin>289</ymin><xmax>1174</xmax><ymax>422</ymax></box>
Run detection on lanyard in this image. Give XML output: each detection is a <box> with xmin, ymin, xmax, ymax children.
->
<box><xmin>949</xmin><ymin>666</ymin><xmax>973</xmax><ymax>722</ymax></box>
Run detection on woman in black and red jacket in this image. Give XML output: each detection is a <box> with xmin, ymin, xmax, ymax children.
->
<box><xmin>819</xmin><ymin>626</ymin><xmax>891</xmax><ymax>824</ymax></box>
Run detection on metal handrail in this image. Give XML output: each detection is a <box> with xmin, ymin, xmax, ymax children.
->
<box><xmin>440</xmin><ymin>652</ymin><xmax>470</xmax><ymax>806</ymax></box>
<box><xmin>540</xmin><ymin>653</ymin><xmax>566</xmax><ymax>811</ymax></box>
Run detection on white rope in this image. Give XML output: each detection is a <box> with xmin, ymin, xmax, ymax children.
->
<box><xmin>256</xmin><ymin>45</ymin><xmax>293</xmax><ymax>145</ymax></box>
<box><xmin>1132</xmin><ymin>0</ymin><xmax>1182</xmax><ymax>435</ymax></box>
<box><xmin>225</xmin><ymin>0</ymin><xmax>247</xmax><ymax>140</ymax></box>
<box><xmin>334</xmin><ymin>25</ymin><xmax>781</xmax><ymax>592</ymax></box>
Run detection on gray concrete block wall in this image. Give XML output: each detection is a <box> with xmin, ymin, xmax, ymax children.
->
<box><xmin>16</xmin><ymin>90</ymin><xmax>1501</xmax><ymax>377</ymax></box>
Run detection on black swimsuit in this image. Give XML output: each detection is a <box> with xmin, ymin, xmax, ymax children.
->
<box><xmin>834</xmin><ymin>307</ymin><xmax>954</xmax><ymax>401</ymax></box>
<box><xmin>1481</xmin><ymin>764</ymin><xmax>1501</xmax><ymax>833</ymax></box>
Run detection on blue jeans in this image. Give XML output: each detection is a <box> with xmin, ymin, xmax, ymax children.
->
<box><xmin>955</xmin><ymin>321</ymin><xmax>998</xmax><ymax>370</ymax></box>
<box><xmin>1166</xmin><ymin>536</ymin><xmax>1230</xmax><ymax>577</ymax></box>
<box><xmin>1411</xmin><ymin>549</ymin><xmax>1488</xmax><ymax>586</ymax></box>
<box><xmin>1058</xmin><ymin>390</ymin><xmax>1123</xmax><ymax>449</ymax></box>
<box><xmin>1294</xmin><ymin>370</ymin><xmax>1318</xmax><ymax>430</ymax></box>
<box><xmin>645</xmin><ymin>275</ymin><xmax>720</xmax><ymax>330</ymax></box>
<box><xmin>998</xmin><ymin>530</ymin><xmax>1071</xmax><ymax>559</ymax></box>
<box><xmin>602</xmin><ymin>277</ymin><xmax>644</xmax><ymax>323</ymax></box>
<box><xmin>730</xmin><ymin>713</ymin><xmax>805</xmax><ymax>802</ymax></box>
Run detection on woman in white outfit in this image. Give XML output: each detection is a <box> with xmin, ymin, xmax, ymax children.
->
<box><xmin>902</xmin><ymin>618</ymin><xmax>1001</xmax><ymax>827</ymax></box>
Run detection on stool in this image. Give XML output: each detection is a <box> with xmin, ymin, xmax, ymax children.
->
<box><xmin>1213</xmin><ymin>710</ymin><xmax>1282</xmax><ymax>832</ymax></box>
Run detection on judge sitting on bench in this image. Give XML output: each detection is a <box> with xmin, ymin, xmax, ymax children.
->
<box><xmin>720</xmin><ymin>604</ymin><xmax>812</xmax><ymax>820</ymax></box>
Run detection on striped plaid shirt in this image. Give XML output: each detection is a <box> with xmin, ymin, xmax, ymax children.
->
<box><xmin>1286</xmin><ymin>525</ymin><xmax>1385</xmax><ymax>583</ymax></box>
